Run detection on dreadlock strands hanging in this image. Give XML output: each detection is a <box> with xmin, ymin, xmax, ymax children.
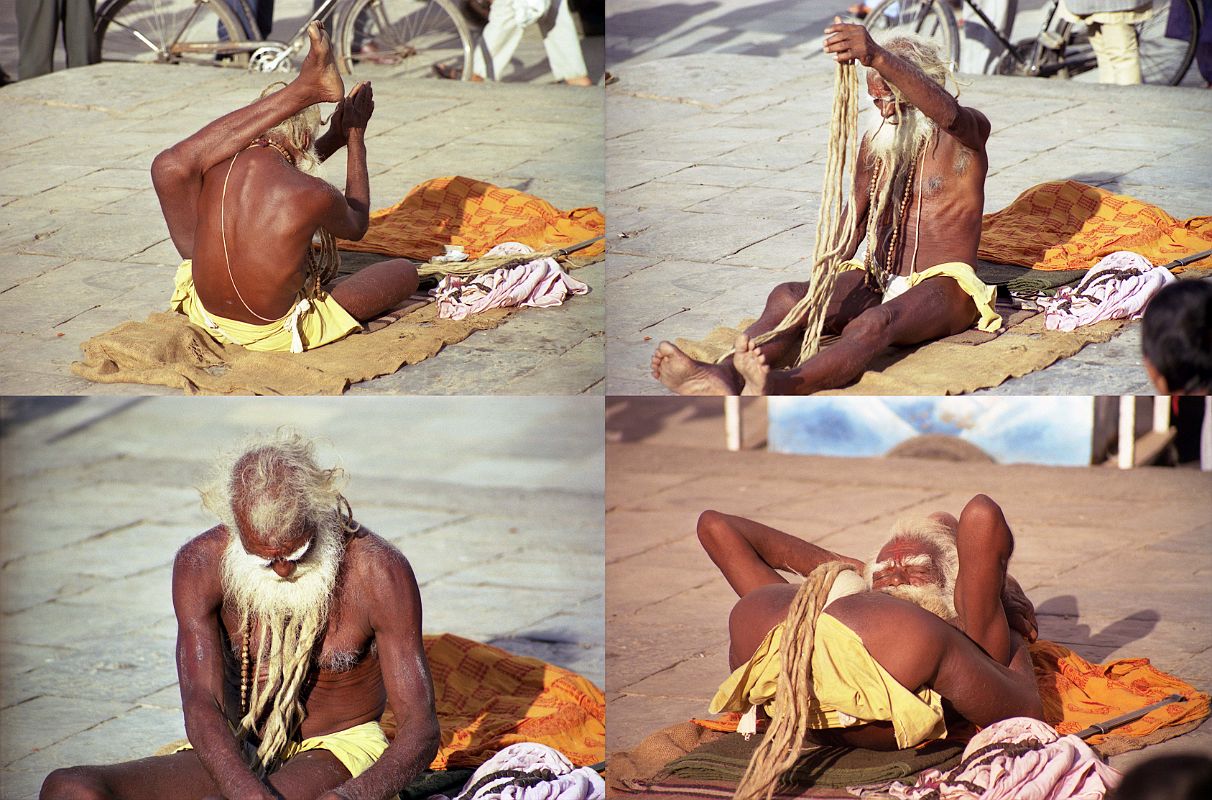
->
<box><xmin>731</xmin><ymin>561</ymin><xmax>859</xmax><ymax>800</ymax></box>
<box><xmin>714</xmin><ymin>62</ymin><xmax>861</xmax><ymax>368</ymax></box>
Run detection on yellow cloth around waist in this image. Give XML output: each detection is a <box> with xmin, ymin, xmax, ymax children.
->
<box><xmin>175</xmin><ymin>720</ymin><xmax>388</xmax><ymax>779</ymax></box>
<box><xmin>169</xmin><ymin>260</ymin><xmax>361</xmax><ymax>353</ymax></box>
<box><xmin>709</xmin><ymin>613</ymin><xmax>947</xmax><ymax>750</ymax></box>
<box><xmin>840</xmin><ymin>260</ymin><xmax>1002</xmax><ymax>333</ymax></box>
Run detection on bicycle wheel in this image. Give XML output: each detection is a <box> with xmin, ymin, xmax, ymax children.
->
<box><xmin>863</xmin><ymin>0</ymin><xmax>961</xmax><ymax>68</ymax></box>
<box><xmin>337</xmin><ymin>0</ymin><xmax>473</xmax><ymax>79</ymax></box>
<box><xmin>95</xmin><ymin>0</ymin><xmax>251</xmax><ymax>66</ymax></box>
<box><xmin>1136</xmin><ymin>0</ymin><xmax>1199</xmax><ymax>85</ymax></box>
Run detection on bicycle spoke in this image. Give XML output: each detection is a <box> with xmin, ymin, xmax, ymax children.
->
<box><xmin>97</xmin><ymin>0</ymin><xmax>249</xmax><ymax>65</ymax></box>
<box><xmin>346</xmin><ymin>0</ymin><xmax>470</xmax><ymax>78</ymax></box>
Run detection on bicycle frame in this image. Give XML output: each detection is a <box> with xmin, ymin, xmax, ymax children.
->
<box><xmin>221</xmin><ymin>0</ymin><xmax>344</xmax><ymax>70</ymax></box>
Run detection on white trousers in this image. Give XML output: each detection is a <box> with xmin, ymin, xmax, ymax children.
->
<box><xmin>471</xmin><ymin>0</ymin><xmax>588</xmax><ymax>81</ymax></box>
<box><xmin>1089</xmin><ymin>21</ymin><xmax>1142</xmax><ymax>84</ymax></box>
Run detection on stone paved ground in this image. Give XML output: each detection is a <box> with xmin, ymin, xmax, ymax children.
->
<box><xmin>605</xmin><ymin>47</ymin><xmax>1212</xmax><ymax>395</ymax></box>
<box><xmin>0</xmin><ymin>1</ymin><xmax>605</xmax><ymax>395</ymax></box>
<box><xmin>0</xmin><ymin>395</ymin><xmax>605</xmax><ymax>800</ymax></box>
<box><xmin>606</xmin><ymin>397</ymin><xmax>1212</xmax><ymax>779</ymax></box>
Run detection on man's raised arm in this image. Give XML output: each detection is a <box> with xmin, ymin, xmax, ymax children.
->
<box><xmin>322</xmin><ymin>549</ymin><xmax>439</xmax><ymax>800</ymax></box>
<box><xmin>822</xmin><ymin>19</ymin><xmax>990</xmax><ymax>153</ymax></box>
<box><xmin>172</xmin><ymin>535</ymin><xmax>274</xmax><ymax>800</ymax></box>
<box><xmin>698</xmin><ymin>511</ymin><xmax>863</xmax><ymax>597</ymax></box>
<box><xmin>310</xmin><ymin>81</ymin><xmax>374</xmax><ymax>242</ymax></box>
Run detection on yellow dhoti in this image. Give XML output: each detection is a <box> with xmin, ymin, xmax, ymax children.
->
<box><xmin>710</xmin><ymin>613</ymin><xmax>947</xmax><ymax>750</ymax></box>
<box><xmin>175</xmin><ymin>720</ymin><xmax>388</xmax><ymax>778</ymax></box>
<box><xmin>169</xmin><ymin>260</ymin><xmax>361</xmax><ymax>353</ymax></box>
<box><xmin>840</xmin><ymin>260</ymin><xmax>1003</xmax><ymax>333</ymax></box>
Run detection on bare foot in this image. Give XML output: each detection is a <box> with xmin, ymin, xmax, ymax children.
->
<box><xmin>651</xmin><ymin>342</ymin><xmax>738</xmax><ymax>395</ymax></box>
<box><xmin>298</xmin><ymin>21</ymin><xmax>344</xmax><ymax>103</ymax></box>
<box><xmin>733</xmin><ymin>334</ymin><xmax>771</xmax><ymax>396</ymax></box>
<box><xmin>563</xmin><ymin>76</ymin><xmax>593</xmax><ymax>86</ymax></box>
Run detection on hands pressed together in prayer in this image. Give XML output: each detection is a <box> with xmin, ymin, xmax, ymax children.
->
<box><xmin>823</xmin><ymin>17</ymin><xmax>882</xmax><ymax>66</ymax></box>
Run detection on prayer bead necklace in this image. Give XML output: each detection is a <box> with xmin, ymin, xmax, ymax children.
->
<box><xmin>863</xmin><ymin>139</ymin><xmax>926</xmax><ymax>288</ymax></box>
<box><xmin>240</xmin><ymin>615</ymin><xmax>251</xmax><ymax>716</ymax></box>
<box><xmin>247</xmin><ymin>137</ymin><xmax>295</xmax><ymax>166</ymax></box>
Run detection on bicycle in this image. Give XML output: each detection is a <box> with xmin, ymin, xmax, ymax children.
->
<box><xmin>93</xmin><ymin>0</ymin><xmax>474</xmax><ymax>79</ymax></box>
<box><xmin>862</xmin><ymin>0</ymin><xmax>1202</xmax><ymax>85</ymax></box>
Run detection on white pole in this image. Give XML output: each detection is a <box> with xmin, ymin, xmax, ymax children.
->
<box><xmin>1118</xmin><ymin>396</ymin><xmax>1136</xmax><ymax>470</ymax></box>
<box><xmin>725</xmin><ymin>396</ymin><xmax>741</xmax><ymax>452</ymax></box>
<box><xmin>1153</xmin><ymin>397</ymin><xmax>1171</xmax><ymax>434</ymax></box>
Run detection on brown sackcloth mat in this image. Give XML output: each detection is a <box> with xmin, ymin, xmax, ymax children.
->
<box><xmin>609</xmin><ymin>721</ymin><xmax>961</xmax><ymax>797</ymax></box>
<box><xmin>676</xmin><ymin>309</ymin><xmax>1126</xmax><ymax>396</ymax></box>
<box><xmin>70</xmin><ymin>306</ymin><xmax>515</xmax><ymax>396</ymax></box>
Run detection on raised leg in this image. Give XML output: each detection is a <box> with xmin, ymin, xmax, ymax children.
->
<box><xmin>758</xmin><ymin>274</ymin><xmax>977</xmax><ymax>395</ymax></box>
<box><xmin>328</xmin><ymin>259</ymin><xmax>419</xmax><ymax>321</ymax></box>
<box><xmin>151</xmin><ymin>21</ymin><xmax>345</xmax><ymax>260</ymax></box>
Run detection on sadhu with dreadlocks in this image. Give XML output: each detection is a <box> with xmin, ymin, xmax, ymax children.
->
<box><xmin>697</xmin><ymin>495</ymin><xmax>1044</xmax><ymax>800</ymax></box>
<box><xmin>653</xmin><ymin>20</ymin><xmax>1002</xmax><ymax>396</ymax></box>
<box><xmin>42</xmin><ymin>432</ymin><xmax>439</xmax><ymax>800</ymax></box>
<box><xmin>153</xmin><ymin>22</ymin><xmax>418</xmax><ymax>354</ymax></box>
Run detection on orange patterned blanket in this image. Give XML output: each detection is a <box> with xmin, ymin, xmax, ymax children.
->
<box><xmin>336</xmin><ymin>176</ymin><xmax>605</xmax><ymax>262</ymax></box>
<box><xmin>382</xmin><ymin>633</ymin><xmax>605</xmax><ymax>770</ymax></box>
<box><xmin>979</xmin><ymin>181</ymin><xmax>1212</xmax><ymax>272</ymax></box>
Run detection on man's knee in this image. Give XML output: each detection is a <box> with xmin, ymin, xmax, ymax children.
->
<box><xmin>697</xmin><ymin>509</ymin><xmax>728</xmax><ymax>548</ymax></box>
<box><xmin>841</xmin><ymin>307</ymin><xmax>891</xmax><ymax>348</ymax></box>
<box><xmin>40</xmin><ymin>767</ymin><xmax>109</xmax><ymax>800</ymax></box>
<box><xmin>959</xmin><ymin>494</ymin><xmax>1005</xmax><ymax>531</ymax></box>
<box><xmin>768</xmin><ymin>281</ymin><xmax>810</xmax><ymax>310</ymax></box>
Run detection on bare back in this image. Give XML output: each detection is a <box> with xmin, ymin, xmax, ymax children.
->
<box><xmin>190</xmin><ymin>149</ymin><xmax>334</xmax><ymax>325</ymax></box>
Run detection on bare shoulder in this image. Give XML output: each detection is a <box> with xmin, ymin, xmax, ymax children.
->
<box><xmin>949</xmin><ymin>103</ymin><xmax>991</xmax><ymax>152</ymax></box>
<box><xmin>172</xmin><ymin>525</ymin><xmax>227</xmax><ymax>608</ymax></box>
<box><xmin>343</xmin><ymin>528</ymin><xmax>421</xmax><ymax>595</ymax></box>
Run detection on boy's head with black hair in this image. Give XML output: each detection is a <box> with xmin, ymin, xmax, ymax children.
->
<box><xmin>1142</xmin><ymin>280</ymin><xmax>1212</xmax><ymax>395</ymax></box>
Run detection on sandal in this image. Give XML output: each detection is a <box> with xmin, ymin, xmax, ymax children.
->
<box><xmin>352</xmin><ymin>40</ymin><xmax>407</xmax><ymax>65</ymax></box>
<box><xmin>432</xmin><ymin>62</ymin><xmax>482</xmax><ymax>81</ymax></box>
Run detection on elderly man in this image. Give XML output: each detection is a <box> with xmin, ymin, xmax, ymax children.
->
<box><xmin>41</xmin><ymin>433</ymin><xmax>439</xmax><ymax>800</ymax></box>
<box><xmin>652</xmin><ymin>22</ymin><xmax>1000</xmax><ymax>395</ymax></box>
<box><xmin>697</xmin><ymin>494</ymin><xmax>1042</xmax><ymax>753</ymax></box>
<box><xmin>153</xmin><ymin>21</ymin><xmax>418</xmax><ymax>354</ymax></box>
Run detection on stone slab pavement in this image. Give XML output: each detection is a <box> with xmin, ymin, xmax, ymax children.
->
<box><xmin>606</xmin><ymin>397</ymin><xmax>1212</xmax><ymax>779</ymax></box>
<box><xmin>0</xmin><ymin>7</ymin><xmax>605</xmax><ymax>395</ymax></box>
<box><xmin>604</xmin><ymin>50</ymin><xmax>1212</xmax><ymax>395</ymax></box>
<box><xmin>0</xmin><ymin>395</ymin><xmax>605</xmax><ymax>800</ymax></box>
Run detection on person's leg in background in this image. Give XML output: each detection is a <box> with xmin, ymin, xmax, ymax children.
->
<box><xmin>1089</xmin><ymin>19</ymin><xmax>1142</xmax><ymax>84</ymax></box>
<box><xmin>538</xmin><ymin>0</ymin><xmax>590</xmax><ymax>84</ymax></box>
<box><xmin>63</xmin><ymin>0</ymin><xmax>99</xmax><ymax>68</ymax></box>
<box><xmin>16</xmin><ymin>0</ymin><xmax>59</xmax><ymax>79</ymax></box>
<box><xmin>472</xmin><ymin>0</ymin><xmax>527</xmax><ymax>79</ymax></box>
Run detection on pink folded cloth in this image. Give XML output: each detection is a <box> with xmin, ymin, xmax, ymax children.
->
<box><xmin>433</xmin><ymin>242</ymin><xmax>589</xmax><ymax>321</ymax></box>
<box><xmin>1040</xmin><ymin>250</ymin><xmax>1175</xmax><ymax>332</ymax></box>
<box><xmin>871</xmin><ymin>717</ymin><xmax>1120</xmax><ymax>800</ymax></box>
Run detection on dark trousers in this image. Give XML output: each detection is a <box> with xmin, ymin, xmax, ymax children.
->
<box><xmin>16</xmin><ymin>0</ymin><xmax>99</xmax><ymax>80</ymax></box>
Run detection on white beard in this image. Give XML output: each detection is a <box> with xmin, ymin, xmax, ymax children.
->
<box><xmin>865</xmin><ymin>106</ymin><xmax>935</xmax><ymax>170</ymax></box>
<box><xmin>878</xmin><ymin>581</ymin><xmax>958</xmax><ymax>622</ymax></box>
<box><xmin>220</xmin><ymin>521</ymin><xmax>343</xmax><ymax>627</ymax></box>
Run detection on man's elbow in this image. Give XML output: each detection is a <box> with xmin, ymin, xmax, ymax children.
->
<box><xmin>960</xmin><ymin>495</ymin><xmax>1013</xmax><ymax>555</ymax></box>
<box><xmin>150</xmin><ymin>147</ymin><xmax>196</xmax><ymax>200</ymax></box>
<box><xmin>419</xmin><ymin>718</ymin><xmax>440</xmax><ymax>763</ymax></box>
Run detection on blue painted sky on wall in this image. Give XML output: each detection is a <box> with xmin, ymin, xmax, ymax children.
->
<box><xmin>768</xmin><ymin>398</ymin><xmax>1095</xmax><ymax>466</ymax></box>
